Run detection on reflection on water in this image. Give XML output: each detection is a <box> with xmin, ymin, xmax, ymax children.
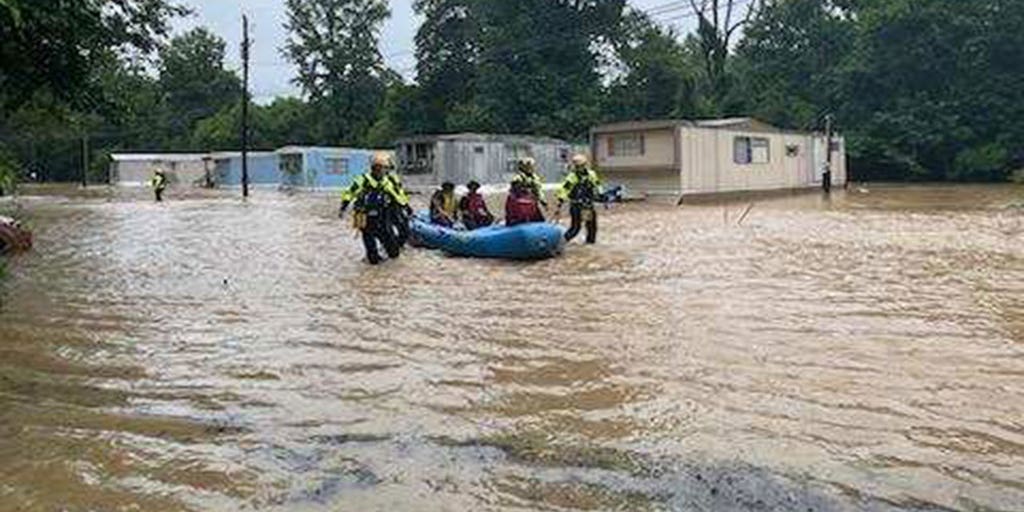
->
<box><xmin>0</xmin><ymin>184</ymin><xmax>1022</xmax><ymax>511</ymax></box>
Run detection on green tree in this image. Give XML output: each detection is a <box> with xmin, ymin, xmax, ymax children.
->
<box><xmin>685</xmin><ymin>0</ymin><xmax>763</xmax><ymax>112</ymax></box>
<box><xmin>158</xmin><ymin>27</ymin><xmax>242</xmax><ymax>147</ymax></box>
<box><xmin>0</xmin><ymin>0</ymin><xmax>187</xmax><ymax>110</ymax></box>
<box><xmin>603</xmin><ymin>10</ymin><xmax>699</xmax><ymax>122</ymax></box>
<box><xmin>413</xmin><ymin>0</ymin><xmax>480</xmax><ymax>134</ymax></box>
<box><xmin>284</xmin><ymin>0</ymin><xmax>392</xmax><ymax>145</ymax></box>
<box><xmin>365</xmin><ymin>82</ymin><xmax>434</xmax><ymax>147</ymax></box>
<box><xmin>730</xmin><ymin>0</ymin><xmax>854</xmax><ymax>130</ymax></box>
<box><xmin>192</xmin><ymin>98</ymin><xmax>318</xmax><ymax>150</ymax></box>
<box><xmin>837</xmin><ymin>0</ymin><xmax>1024</xmax><ymax>180</ymax></box>
<box><xmin>0</xmin><ymin>142</ymin><xmax>18</xmax><ymax>195</ymax></box>
<box><xmin>469</xmin><ymin>0</ymin><xmax>625</xmax><ymax>139</ymax></box>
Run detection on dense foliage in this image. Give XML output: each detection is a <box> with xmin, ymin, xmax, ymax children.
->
<box><xmin>0</xmin><ymin>0</ymin><xmax>1021</xmax><ymax>183</ymax></box>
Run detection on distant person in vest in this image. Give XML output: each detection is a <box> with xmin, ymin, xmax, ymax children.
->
<box><xmin>509</xmin><ymin>157</ymin><xmax>546</xmax><ymax>208</ymax></box>
<box><xmin>505</xmin><ymin>180</ymin><xmax>545</xmax><ymax>226</ymax></box>
<box><xmin>459</xmin><ymin>181</ymin><xmax>494</xmax><ymax>230</ymax></box>
<box><xmin>149</xmin><ymin>169</ymin><xmax>168</xmax><ymax>202</ymax></box>
<box><xmin>556</xmin><ymin>153</ymin><xmax>602</xmax><ymax>244</ymax></box>
<box><xmin>430</xmin><ymin>181</ymin><xmax>459</xmax><ymax>227</ymax></box>
<box><xmin>339</xmin><ymin>158</ymin><xmax>405</xmax><ymax>265</ymax></box>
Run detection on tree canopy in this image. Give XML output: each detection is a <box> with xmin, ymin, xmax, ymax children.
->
<box><xmin>1</xmin><ymin>0</ymin><xmax>1022</xmax><ymax>183</ymax></box>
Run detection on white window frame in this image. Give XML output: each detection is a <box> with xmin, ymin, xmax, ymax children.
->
<box><xmin>608</xmin><ymin>133</ymin><xmax>645</xmax><ymax>157</ymax></box>
<box><xmin>734</xmin><ymin>136</ymin><xmax>771</xmax><ymax>165</ymax></box>
<box><xmin>324</xmin><ymin>156</ymin><xmax>349</xmax><ymax>175</ymax></box>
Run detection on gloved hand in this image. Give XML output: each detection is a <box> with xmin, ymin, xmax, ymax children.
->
<box><xmin>404</xmin><ymin>205</ymin><xmax>414</xmax><ymax>216</ymax></box>
<box><xmin>338</xmin><ymin>207</ymin><xmax>347</xmax><ymax>219</ymax></box>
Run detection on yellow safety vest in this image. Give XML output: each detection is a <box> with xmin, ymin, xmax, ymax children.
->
<box><xmin>557</xmin><ymin>168</ymin><xmax>602</xmax><ymax>203</ymax></box>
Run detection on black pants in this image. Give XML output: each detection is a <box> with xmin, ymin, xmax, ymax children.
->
<box><xmin>464</xmin><ymin>213</ymin><xmax>494</xmax><ymax>231</ymax></box>
<box><xmin>389</xmin><ymin>207</ymin><xmax>410</xmax><ymax>246</ymax></box>
<box><xmin>362</xmin><ymin>216</ymin><xmax>400</xmax><ymax>265</ymax></box>
<box><xmin>565</xmin><ymin>204</ymin><xmax>597</xmax><ymax>244</ymax></box>
<box><xmin>155</xmin><ymin>188</ymin><xmax>165</xmax><ymax>202</ymax></box>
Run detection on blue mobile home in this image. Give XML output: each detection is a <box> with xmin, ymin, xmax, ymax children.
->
<box><xmin>277</xmin><ymin>147</ymin><xmax>386</xmax><ymax>189</ymax></box>
<box><xmin>211</xmin><ymin>151</ymin><xmax>281</xmax><ymax>186</ymax></box>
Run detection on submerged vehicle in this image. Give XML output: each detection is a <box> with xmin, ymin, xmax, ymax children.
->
<box><xmin>410</xmin><ymin>213</ymin><xmax>565</xmax><ymax>260</ymax></box>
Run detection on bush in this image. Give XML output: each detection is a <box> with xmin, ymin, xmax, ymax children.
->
<box><xmin>1010</xmin><ymin>169</ymin><xmax>1024</xmax><ymax>184</ymax></box>
<box><xmin>0</xmin><ymin>144</ymin><xmax>19</xmax><ymax>196</ymax></box>
<box><xmin>949</xmin><ymin>143</ymin><xmax>1011</xmax><ymax>182</ymax></box>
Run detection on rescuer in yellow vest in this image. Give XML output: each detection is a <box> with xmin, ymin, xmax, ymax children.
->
<box><xmin>339</xmin><ymin>153</ymin><xmax>405</xmax><ymax>265</ymax></box>
<box><xmin>556</xmin><ymin>153</ymin><xmax>602</xmax><ymax>244</ymax></box>
<box><xmin>149</xmin><ymin>169</ymin><xmax>168</xmax><ymax>202</ymax></box>
<box><xmin>510</xmin><ymin>157</ymin><xmax>546</xmax><ymax>207</ymax></box>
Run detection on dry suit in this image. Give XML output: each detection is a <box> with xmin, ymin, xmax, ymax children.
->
<box><xmin>150</xmin><ymin>172</ymin><xmax>168</xmax><ymax>202</ymax></box>
<box><xmin>341</xmin><ymin>173</ymin><xmax>404</xmax><ymax>265</ymax></box>
<box><xmin>557</xmin><ymin>168</ymin><xmax>602</xmax><ymax>244</ymax></box>
<box><xmin>385</xmin><ymin>172</ymin><xmax>412</xmax><ymax>245</ymax></box>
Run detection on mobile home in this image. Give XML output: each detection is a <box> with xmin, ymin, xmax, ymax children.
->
<box><xmin>276</xmin><ymin>146</ymin><xmax>386</xmax><ymax>189</ymax></box>
<box><xmin>209</xmin><ymin>151</ymin><xmax>280</xmax><ymax>187</ymax></box>
<box><xmin>395</xmin><ymin>133</ymin><xmax>572</xmax><ymax>190</ymax></box>
<box><xmin>590</xmin><ymin>118</ymin><xmax>846</xmax><ymax>198</ymax></box>
<box><xmin>109</xmin><ymin>153</ymin><xmax>210</xmax><ymax>186</ymax></box>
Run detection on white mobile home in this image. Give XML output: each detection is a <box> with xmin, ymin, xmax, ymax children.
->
<box><xmin>590</xmin><ymin>118</ymin><xmax>846</xmax><ymax>198</ymax></box>
<box><xmin>109</xmin><ymin>153</ymin><xmax>211</xmax><ymax>186</ymax></box>
<box><xmin>395</xmin><ymin>133</ymin><xmax>572</xmax><ymax>190</ymax></box>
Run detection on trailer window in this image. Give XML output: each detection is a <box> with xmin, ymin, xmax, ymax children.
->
<box><xmin>325</xmin><ymin>157</ymin><xmax>349</xmax><ymax>175</ymax></box>
<box><xmin>734</xmin><ymin>137</ymin><xmax>770</xmax><ymax>164</ymax></box>
<box><xmin>609</xmin><ymin>133</ymin><xmax>644</xmax><ymax>157</ymax></box>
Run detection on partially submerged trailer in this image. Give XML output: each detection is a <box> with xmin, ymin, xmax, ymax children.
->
<box><xmin>395</xmin><ymin>133</ymin><xmax>573</xmax><ymax>190</ymax></box>
<box><xmin>590</xmin><ymin>118</ymin><xmax>847</xmax><ymax>199</ymax></box>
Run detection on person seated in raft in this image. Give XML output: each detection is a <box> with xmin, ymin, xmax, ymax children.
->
<box><xmin>505</xmin><ymin>180</ymin><xmax>546</xmax><ymax>227</ymax></box>
<box><xmin>429</xmin><ymin>181</ymin><xmax>459</xmax><ymax>227</ymax></box>
<box><xmin>459</xmin><ymin>181</ymin><xmax>494</xmax><ymax>230</ymax></box>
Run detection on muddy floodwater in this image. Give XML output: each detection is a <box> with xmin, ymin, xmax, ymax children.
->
<box><xmin>1</xmin><ymin>184</ymin><xmax>1022</xmax><ymax>511</ymax></box>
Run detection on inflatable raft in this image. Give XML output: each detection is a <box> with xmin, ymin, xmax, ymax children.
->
<box><xmin>409</xmin><ymin>214</ymin><xmax>565</xmax><ymax>260</ymax></box>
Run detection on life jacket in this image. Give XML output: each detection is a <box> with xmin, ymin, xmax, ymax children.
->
<box><xmin>356</xmin><ymin>176</ymin><xmax>392</xmax><ymax>216</ymax></box>
<box><xmin>430</xmin><ymin>190</ymin><xmax>457</xmax><ymax>219</ymax></box>
<box><xmin>385</xmin><ymin>172</ymin><xmax>410</xmax><ymax>207</ymax></box>
<box><xmin>151</xmin><ymin>174</ymin><xmax>168</xmax><ymax>190</ymax></box>
<box><xmin>559</xmin><ymin>169</ymin><xmax>601</xmax><ymax>206</ymax></box>
<box><xmin>506</xmin><ymin>191</ymin><xmax>542</xmax><ymax>225</ymax></box>
<box><xmin>462</xmin><ymin>193</ymin><xmax>488</xmax><ymax>216</ymax></box>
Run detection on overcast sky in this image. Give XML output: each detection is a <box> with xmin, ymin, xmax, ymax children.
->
<box><xmin>172</xmin><ymin>0</ymin><xmax>698</xmax><ymax>103</ymax></box>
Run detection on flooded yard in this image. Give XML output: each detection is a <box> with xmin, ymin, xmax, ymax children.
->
<box><xmin>0</xmin><ymin>184</ymin><xmax>1022</xmax><ymax>511</ymax></box>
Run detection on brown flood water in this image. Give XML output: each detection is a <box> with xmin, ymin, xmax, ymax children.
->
<box><xmin>0</xmin><ymin>184</ymin><xmax>1022</xmax><ymax>511</ymax></box>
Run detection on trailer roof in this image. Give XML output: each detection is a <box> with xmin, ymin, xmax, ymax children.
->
<box><xmin>395</xmin><ymin>133</ymin><xmax>568</xmax><ymax>145</ymax></box>
<box><xmin>591</xmin><ymin>117</ymin><xmax>796</xmax><ymax>135</ymax></box>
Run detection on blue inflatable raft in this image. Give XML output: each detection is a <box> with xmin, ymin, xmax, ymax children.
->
<box><xmin>409</xmin><ymin>214</ymin><xmax>566</xmax><ymax>260</ymax></box>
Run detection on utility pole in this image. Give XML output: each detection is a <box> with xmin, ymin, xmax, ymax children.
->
<box><xmin>81</xmin><ymin>134</ymin><xmax>89</xmax><ymax>188</ymax></box>
<box><xmin>241</xmin><ymin>14</ymin><xmax>251</xmax><ymax>198</ymax></box>
<box><xmin>823</xmin><ymin>113</ymin><xmax>833</xmax><ymax>195</ymax></box>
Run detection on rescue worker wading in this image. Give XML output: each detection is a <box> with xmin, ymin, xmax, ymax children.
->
<box><xmin>150</xmin><ymin>169</ymin><xmax>168</xmax><ymax>202</ymax></box>
<box><xmin>556</xmin><ymin>154</ymin><xmax>602</xmax><ymax>244</ymax></box>
<box><xmin>339</xmin><ymin>155</ymin><xmax>405</xmax><ymax>265</ymax></box>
